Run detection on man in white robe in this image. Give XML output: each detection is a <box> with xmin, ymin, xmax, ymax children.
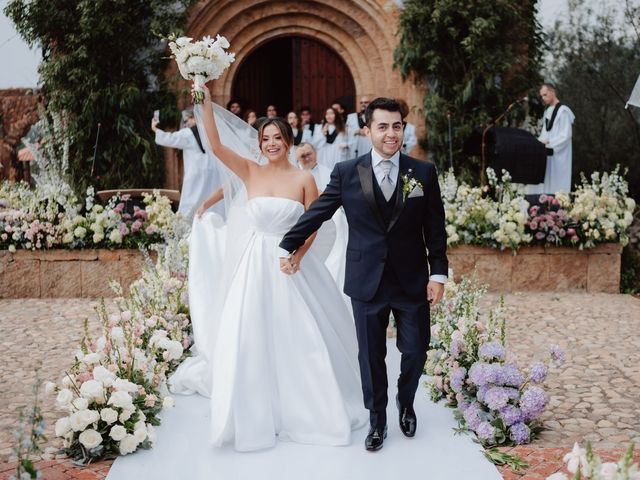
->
<box><xmin>152</xmin><ymin>110</ymin><xmax>222</xmax><ymax>220</ymax></box>
<box><xmin>346</xmin><ymin>96</ymin><xmax>373</xmax><ymax>159</ymax></box>
<box><xmin>528</xmin><ymin>83</ymin><xmax>575</xmax><ymax>194</ymax></box>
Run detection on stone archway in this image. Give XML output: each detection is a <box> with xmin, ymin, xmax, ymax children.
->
<box><xmin>184</xmin><ymin>0</ymin><xmax>425</xmax><ymax>126</ymax></box>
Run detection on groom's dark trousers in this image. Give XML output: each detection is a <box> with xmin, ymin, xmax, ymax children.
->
<box><xmin>279</xmin><ymin>152</ymin><xmax>448</xmax><ymax>430</ymax></box>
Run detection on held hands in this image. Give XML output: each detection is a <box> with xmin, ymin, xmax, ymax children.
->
<box><xmin>151</xmin><ymin>118</ymin><xmax>159</xmax><ymax>132</ymax></box>
<box><xmin>280</xmin><ymin>252</ymin><xmax>303</xmax><ymax>275</ymax></box>
<box><xmin>427</xmin><ymin>281</ymin><xmax>444</xmax><ymax>306</ymax></box>
<box><xmin>195</xmin><ymin>204</ymin><xmax>206</xmax><ymax>218</ymax></box>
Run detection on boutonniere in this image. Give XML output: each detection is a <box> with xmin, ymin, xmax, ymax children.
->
<box><xmin>400</xmin><ymin>169</ymin><xmax>424</xmax><ymax>200</ymax></box>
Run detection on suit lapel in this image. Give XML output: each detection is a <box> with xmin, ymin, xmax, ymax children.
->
<box><xmin>356</xmin><ymin>154</ymin><xmax>386</xmax><ymax>231</ymax></box>
<box><xmin>387</xmin><ymin>154</ymin><xmax>409</xmax><ymax>232</ymax></box>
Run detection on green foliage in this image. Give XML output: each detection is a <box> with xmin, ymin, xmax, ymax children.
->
<box><xmin>546</xmin><ymin>0</ymin><xmax>640</xmax><ymax>201</ymax></box>
<box><xmin>394</xmin><ymin>0</ymin><xmax>545</xmax><ymax>179</ymax></box>
<box><xmin>4</xmin><ymin>0</ymin><xmax>196</xmax><ymax>193</ymax></box>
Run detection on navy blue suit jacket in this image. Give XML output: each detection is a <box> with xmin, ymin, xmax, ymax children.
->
<box><xmin>279</xmin><ymin>152</ymin><xmax>448</xmax><ymax>302</ymax></box>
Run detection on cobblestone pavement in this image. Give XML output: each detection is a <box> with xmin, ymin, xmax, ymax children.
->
<box><xmin>0</xmin><ymin>299</ymin><xmax>116</xmax><ymax>462</ymax></box>
<box><xmin>1</xmin><ymin>293</ymin><xmax>639</xmax><ymax>479</ymax></box>
<box><xmin>481</xmin><ymin>292</ymin><xmax>640</xmax><ymax>449</ymax></box>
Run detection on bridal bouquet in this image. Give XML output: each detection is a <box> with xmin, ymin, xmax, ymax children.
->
<box><xmin>168</xmin><ymin>34</ymin><xmax>235</xmax><ymax>103</ymax></box>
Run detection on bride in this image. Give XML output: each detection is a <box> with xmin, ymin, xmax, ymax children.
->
<box><xmin>169</xmin><ymin>84</ymin><xmax>366</xmax><ymax>452</ymax></box>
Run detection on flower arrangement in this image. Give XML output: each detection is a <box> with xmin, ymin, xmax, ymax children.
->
<box><xmin>547</xmin><ymin>442</ymin><xmax>639</xmax><ymax>480</ymax></box>
<box><xmin>45</xmin><ymin>221</ymin><xmax>191</xmax><ymax>463</ymax></box>
<box><xmin>555</xmin><ymin>166</ymin><xmax>636</xmax><ymax>249</ymax></box>
<box><xmin>426</xmin><ymin>275</ymin><xmax>564</xmax><ymax>446</ymax></box>
<box><xmin>440</xmin><ymin>166</ymin><xmax>635</xmax><ymax>251</ymax></box>
<box><xmin>168</xmin><ymin>34</ymin><xmax>235</xmax><ymax>103</ymax></box>
<box><xmin>0</xmin><ymin>183</ymin><xmax>178</xmax><ymax>251</ymax></box>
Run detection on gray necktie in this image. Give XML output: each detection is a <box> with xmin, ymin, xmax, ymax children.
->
<box><xmin>379</xmin><ymin>160</ymin><xmax>394</xmax><ymax>201</ymax></box>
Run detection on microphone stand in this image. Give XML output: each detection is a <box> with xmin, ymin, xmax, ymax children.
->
<box><xmin>480</xmin><ymin>98</ymin><xmax>525</xmax><ymax>185</ymax></box>
<box><xmin>90</xmin><ymin>122</ymin><xmax>101</xmax><ymax>178</ymax></box>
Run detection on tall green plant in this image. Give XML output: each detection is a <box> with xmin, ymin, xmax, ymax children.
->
<box><xmin>4</xmin><ymin>0</ymin><xmax>196</xmax><ymax>193</ymax></box>
<box><xmin>394</xmin><ymin>0</ymin><xmax>545</xmax><ymax>182</ymax></box>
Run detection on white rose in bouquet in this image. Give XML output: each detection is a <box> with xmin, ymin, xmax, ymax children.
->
<box><xmin>69</xmin><ymin>409</ymin><xmax>99</xmax><ymax>431</ymax></box>
<box><xmin>158</xmin><ymin>338</ymin><xmax>183</xmax><ymax>361</ymax></box>
<box><xmin>119</xmin><ymin>408</ymin><xmax>134</xmax><ymax>422</ymax></box>
<box><xmin>72</xmin><ymin>397</ymin><xmax>89</xmax><ymax>411</ymax></box>
<box><xmin>119</xmin><ymin>434</ymin><xmax>139</xmax><ymax>455</ymax></box>
<box><xmin>83</xmin><ymin>352</ymin><xmax>102</xmax><ymax>364</ymax></box>
<box><xmin>92</xmin><ymin>366</ymin><xmax>116</xmax><ymax>387</ymax></box>
<box><xmin>163</xmin><ymin>396</ymin><xmax>175</xmax><ymax>409</ymax></box>
<box><xmin>56</xmin><ymin>388</ymin><xmax>73</xmax><ymax>409</ymax></box>
<box><xmin>108</xmin><ymin>390</ymin><xmax>133</xmax><ymax>409</ymax></box>
<box><xmin>80</xmin><ymin>379</ymin><xmax>105</xmax><ymax>403</ymax></box>
<box><xmin>109</xmin><ymin>425</ymin><xmax>127</xmax><ymax>442</ymax></box>
<box><xmin>100</xmin><ymin>407</ymin><xmax>119</xmax><ymax>425</ymax></box>
<box><xmin>146</xmin><ymin>424</ymin><xmax>157</xmax><ymax>447</ymax></box>
<box><xmin>133</xmin><ymin>427</ymin><xmax>148</xmax><ymax>444</ymax></box>
<box><xmin>44</xmin><ymin>381</ymin><xmax>57</xmax><ymax>396</ymax></box>
<box><xmin>113</xmin><ymin>378</ymin><xmax>139</xmax><ymax>393</ymax></box>
<box><xmin>54</xmin><ymin>417</ymin><xmax>71</xmax><ymax>437</ymax></box>
<box><xmin>79</xmin><ymin>429</ymin><xmax>103</xmax><ymax>450</ymax></box>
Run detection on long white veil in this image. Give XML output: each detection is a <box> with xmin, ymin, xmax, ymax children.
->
<box><xmin>171</xmin><ymin>102</ymin><xmax>260</xmax><ymax>396</ymax></box>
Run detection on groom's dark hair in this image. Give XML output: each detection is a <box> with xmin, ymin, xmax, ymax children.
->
<box><xmin>364</xmin><ymin>98</ymin><xmax>402</xmax><ymax>127</ymax></box>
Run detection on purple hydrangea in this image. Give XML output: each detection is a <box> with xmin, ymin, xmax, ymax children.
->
<box><xmin>483</xmin><ymin>386</ymin><xmax>510</xmax><ymax>410</ymax></box>
<box><xmin>462</xmin><ymin>402</ymin><xmax>482</xmax><ymax>430</ymax></box>
<box><xmin>478</xmin><ymin>342</ymin><xmax>506</xmax><ymax>361</ymax></box>
<box><xmin>476</xmin><ymin>384</ymin><xmax>491</xmax><ymax>403</ymax></box>
<box><xmin>520</xmin><ymin>386</ymin><xmax>546</xmax><ymax>421</ymax></box>
<box><xmin>549</xmin><ymin>344</ymin><xmax>566</xmax><ymax>367</ymax></box>
<box><xmin>504</xmin><ymin>387</ymin><xmax>520</xmax><ymax>401</ymax></box>
<box><xmin>475</xmin><ymin>421</ymin><xmax>496</xmax><ymax>441</ymax></box>
<box><xmin>499</xmin><ymin>405</ymin><xmax>522</xmax><ymax>426</ymax></box>
<box><xmin>498</xmin><ymin>363</ymin><xmax>525</xmax><ymax>387</ymax></box>
<box><xmin>450</xmin><ymin>367</ymin><xmax>467</xmax><ymax>393</ymax></box>
<box><xmin>509</xmin><ymin>422</ymin><xmax>531</xmax><ymax>445</ymax></box>
<box><xmin>529</xmin><ymin>362</ymin><xmax>548</xmax><ymax>383</ymax></box>
<box><xmin>469</xmin><ymin>362</ymin><xmax>501</xmax><ymax>387</ymax></box>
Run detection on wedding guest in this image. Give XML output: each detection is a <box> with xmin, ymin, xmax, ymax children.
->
<box><xmin>332</xmin><ymin>101</ymin><xmax>348</xmax><ymax>123</ymax></box>
<box><xmin>244</xmin><ymin>109</ymin><xmax>257</xmax><ymax>129</ymax></box>
<box><xmin>287</xmin><ymin>111</ymin><xmax>311</xmax><ymax>146</ymax></box>
<box><xmin>152</xmin><ymin>109</ymin><xmax>222</xmax><ymax>219</ymax></box>
<box><xmin>527</xmin><ymin>83</ymin><xmax>575</xmax><ymax>195</ymax></box>
<box><xmin>315</xmin><ymin>107</ymin><xmax>348</xmax><ymax>169</ymax></box>
<box><xmin>346</xmin><ymin>96</ymin><xmax>372</xmax><ymax>158</ymax></box>
<box><xmin>397</xmin><ymin>99</ymin><xmax>418</xmax><ymax>155</ymax></box>
<box><xmin>299</xmin><ymin>106</ymin><xmax>317</xmax><ymax>139</ymax></box>
<box><xmin>266</xmin><ymin>104</ymin><xmax>278</xmax><ymax>118</ymax></box>
<box><xmin>296</xmin><ymin>142</ymin><xmax>331</xmax><ymax>192</ymax></box>
<box><xmin>226</xmin><ymin>99</ymin><xmax>243</xmax><ymax>118</ymax></box>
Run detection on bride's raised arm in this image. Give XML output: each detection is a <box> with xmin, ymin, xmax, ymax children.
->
<box><xmin>199</xmin><ymin>86</ymin><xmax>256</xmax><ymax>181</ymax></box>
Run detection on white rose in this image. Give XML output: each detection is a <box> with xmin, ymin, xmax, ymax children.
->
<box><xmin>113</xmin><ymin>378</ymin><xmax>139</xmax><ymax>393</ymax></box>
<box><xmin>92</xmin><ymin>366</ymin><xmax>115</xmax><ymax>387</ymax></box>
<box><xmin>72</xmin><ymin>397</ymin><xmax>89</xmax><ymax>411</ymax></box>
<box><xmin>44</xmin><ymin>382</ymin><xmax>57</xmax><ymax>396</ymax></box>
<box><xmin>56</xmin><ymin>389</ymin><xmax>73</xmax><ymax>408</ymax></box>
<box><xmin>69</xmin><ymin>409</ymin><xmax>98</xmax><ymax>432</ymax></box>
<box><xmin>79</xmin><ymin>429</ymin><xmax>102</xmax><ymax>450</ymax></box>
<box><xmin>93</xmin><ymin>232</ymin><xmax>104</xmax><ymax>243</ymax></box>
<box><xmin>82</xmin><ymin>352</ymin><xmax>102</xmax><ymax>364</ymax></box>
<box><xmin>8</xmin><ymin>244</ymin><xmax>16</xmax><ymax>253</ymax></box>
<box><xmin>80</xmin><ymin>380</ymin><xmax>105</xmax><ymax>403</ymax></box>
<box><xmin>108</xmin><ymin>391</ymin><xmax>133</xmax><ymax>409</ymax></box>
<box><xmin>119</xmin><ymin>434</ymin><xmax>139</xmax><ymax>455</ymax></box>
<box><xmin>54</xmin><ymin>417</ymin><xmax>71</xmax><ymax>437</ymax></box>
<box><xmin>61</xmin><ymin>376</ymin><xmax>74</xmax><ymax>388</ymax></box>
<box><xmin>133</xmin><ymin>428</ymin><xmax>147</xmax><ymax>443</ymax></box>
<box><xmin>100</xmin><ymin>407</ymin><xmax>118</xmax><ymax>425</ymax></box>
<box><xmin>109</xmin><ymin>425</ymin><xmax>127</xmax><ymax>441</ymax></box>
<box><xmin>119</xmin><ymin>408</ymin><xmax>134</xmax><ymax>422</ymax></box>
<box><xmin>162</xmin><ymin>396</ymin><xmax>174</xmax><ymax>409</ymax></box>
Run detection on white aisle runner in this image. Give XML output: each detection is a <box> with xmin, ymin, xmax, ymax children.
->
<box><xmin>107</xmin><ymin>340</ymin><xmax>501</xmax><ymax>480</ymax></box>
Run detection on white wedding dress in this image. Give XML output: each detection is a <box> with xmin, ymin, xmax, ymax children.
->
<box><xmin>169</xmin><ymin>195</ymin><xmax>366</xmax><ymax>452</ymax></box>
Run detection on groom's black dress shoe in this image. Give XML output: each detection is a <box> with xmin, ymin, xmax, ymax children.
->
<box><xmin>397</xmin><ymin>395</ymin><xmax>417</xmax><ymax>437</ymax></box>
<box><xmin>364</xmin><ymin>425</ymin><xmax>387</xmax><ymax>451</ymax></box>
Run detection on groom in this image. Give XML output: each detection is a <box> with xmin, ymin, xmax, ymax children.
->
<box><xmin>279</xmin><ymin>98</ymin><xmax>448</xmax><ymax>451</ymax></box>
